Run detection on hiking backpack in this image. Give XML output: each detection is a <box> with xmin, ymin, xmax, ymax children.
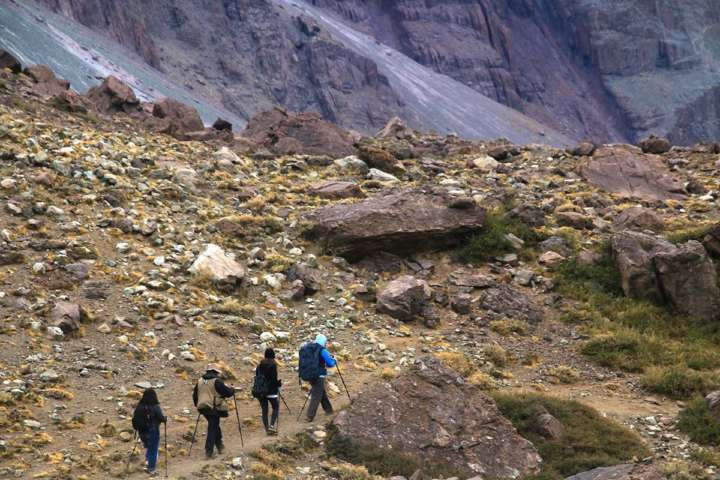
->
<box><xmin>298</xmin><ymin>342</ymin><xmax>322</xmax><ymax>382</ymax></box>
<box><xmin>251</xmin><ymin>370</ymin><xmax>270</xmax><ymax>399</ymax></box>
<box><xmin>131</xmin><ymin>404</ymin><xmax>151</xmax><ymax>433</ymax></box>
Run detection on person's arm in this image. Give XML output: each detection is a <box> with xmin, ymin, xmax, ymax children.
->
<box><xmin>192</xmin><ymin>384</ymin><xmax>198</xmax><ymax>407</ymax></box>
<box><xmin>155</xmin><ymin>405</ymin><xmax>167</xmax><ymax>423</ymax></box>
<box><xmin>214</xmin><ymin>379</ymin><xmax>236</xmax><ymax>398</ymax></box>
<box><xmin>270</xmin><ymin>363</ymin><xmax>280</xmax><ymax>389</ymax></box>
<box><xmin>321</xmin><ymin>348</ymin><xmax>336</xmax><ymax>368</ymax></box>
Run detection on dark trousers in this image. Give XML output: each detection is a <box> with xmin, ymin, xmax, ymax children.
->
<box><xmin>141</xmin><ymin>428</ymin><xmax>160</xmax><ymax>471</ymax></box>
<box><xmin>203</xmin><ymin>413</ymin><xmax>223</xmax><ymax>455</ymax></box>
<box><xmin>259</xmin><ymin>397</ymin><xmax>279</xmax><ymax>430</ymax></box>
<box><xmin>306</xmin><ymin>377</ymin><xmax>333</xmax><ymax>421</ymax></box>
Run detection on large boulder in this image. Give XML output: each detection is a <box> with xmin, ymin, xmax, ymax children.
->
<box><xmin>705</xmin><ymin>390</ymin><xmax>720</xmax><ymax>423</ymax></box>
<box><xmin>86</xmin><ymin>75</ymin><xmax>140</xmax><ymax>114</ymax></box>
<box><xmin>478</xmin><ymin>283</ymin><xmax>545</xmax><ymax>323</ymax></box>
<box><xmin>612</xmin><ymin>231</ymin><xmax>720</xmax><ymax>320</ymax></box>
<box><xmin>612</xmin><ymin>207</ymin><xmax>664</xmax><ymax>233</ymax></box>
<box><xmin>331</xmin><ymin>355</ymin><xmax>542</xmax><ymax>478</ymax></box>
<box><xmin>565</xmin><ymin>463</ymin><xmax>665</xmax><ymax>480</ymax></box>
<box><xmin>0</xmin><ymin>49</ymin><xmax>21</xmax><ymax>73</ymax></box>
<box><xmin>303</xmin><ymin>189</ymin><xmax>486</xmax><ymax>260</ymax></box>
<box><xmin>23</xmin><ymin>65</ymin><xmax>70</xmax><ymax>96</ymax></box>
<box><xmin>309</xmin><ymin>181</ymin><xmax>365</xmax><ymax>200</ymax></box>
<box><xmin>580</xmin><ymin>145</ymin><xmax>686</xmax><ymax>201</ymax></box>
<box><xmin>638</xmin><ymin>135</ymin><xmax>671</xmax><ymax>154</ymax></box>
<box><xmin>376</xmin><ymin>275</ymin><xmax>432</xmax><ymax>321</ymax></box>
<box><xmin>52</xmin><ymin>301</ymin><xmax>89</xmax><ymax>333</ymax></box>
<box><xmin>242</xmin><ymin>108</ymin><xmax>355</xmax><ymax>157</ymax></box>
<box><xmin>150</xmin><ymin>98</ymin><xmax>204</xmax><ymax>136</ymax></box>
<box><xmin>188</xmin><ymin>244</ymin><xmax>244</xmax><ymax>285</ymax></box>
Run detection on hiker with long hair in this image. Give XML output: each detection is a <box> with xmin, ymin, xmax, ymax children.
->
<box><xmin>252</xmin><ymin>348</ymin><xmax>282</xmax><ymax>435</ymax></box>
<box><xmin>132</xmin><ymin>388</ymin><xmax>167</xmax><ymax>474</ymax></box>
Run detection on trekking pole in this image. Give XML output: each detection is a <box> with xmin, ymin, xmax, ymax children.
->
<box><xmin>232</xmin><ymin>394</ymin><xmax>244</xmax><ymax>448</ymax></box>
<box><xmin>335</xmin><ymin>363</ymin><xmax>352</xmax><ymax>402</ymax></box>
<box><xmin>124</xmin><ymin>431</ymin><xmax>140</xmax><ymax>476</ymax></box>
<box><xmin>164</xmin><ymin>421</ymin><xmax>168</xmax><ymax>478</ymax></box>
<box><xmin>279</xmin><ymin>392</ymin><xmax>292</xmax><ymax>415</ymax></box>
<box><xmin>297</xmin><ymin>393</ymin><xmax>310</xmax><ymax>421</ymax></box>
<box><xmin>188</xmin><ymin>413</ymin><xmax>200</xmax><ymax>456</ymax></box>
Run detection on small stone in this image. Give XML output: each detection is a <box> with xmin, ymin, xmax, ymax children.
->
<box><xmin>39</xmin><ymin>369</ymin><xmax>61</xmax><ymax>382</ymax></box>
<box><xmin>539</xmin><ymin>251</ymin><xmax>565</xmax><ymax>265</ymax></box>
<box><xmin>0</xmin><ymin>178</ymin><xmax>16</xmax><ymax>189</ymax></box>
<box><xmin>97</xmin><ymin>323</ymin><xmax>111</xmax><ymax>334</ymax></box>
<box><xmin>116</xmin><ymin>242</ymin><xmax>131</xmax><ymax>254</ymax></box>
<box><xmin>232</xmin><ymin>457</ymin><xmax>243</xmax><ymax>469</ymax></box>
<box><xmin>23</xmin><ymin>420</ymin><xmax>43</xmax><ymax>429</ymax></box>
<box><xmin>367</xmin><ymin>168</ymin><xmax>399</xmax><ymax>182</ymax></box>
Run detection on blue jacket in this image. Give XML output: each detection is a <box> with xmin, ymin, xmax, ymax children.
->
<box><xmin>319</xmin><ymin>347</ymin><xmax>336</xmax><ymax>377</ymax></box>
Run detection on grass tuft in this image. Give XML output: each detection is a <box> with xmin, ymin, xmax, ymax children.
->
<box><xmin>494</xmin><ymin>393</ymin><xmax>649</xmax><ymax>480</ymax></box>
<box><xmin>678</xmin><ymin>396</ymin><xmax>720</xmax><ymax>445</ymax></box>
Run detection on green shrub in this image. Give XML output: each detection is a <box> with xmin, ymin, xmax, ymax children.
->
<box><xmin>581</xmin><ymin>330</ymin><xmax>670</xmax><ymax>373</ymax></box>
<box><xmin>665</xmin><ymin>225</ymin><xmax>712</xmax><ymax>245</ymax></box>
<box><xmin>642</xmin><ymin>366</ymin><xmax>720</xmax><ymax>400</ymax></box>
<box><xmin>678</xmin><ymin>396</ymin><xmax>720</xmax><ymax>445</ymax></box>
<box><xmin>459</xmin><ymin>208</ymin><xmax>546</xmax><ymax>263</ymax></box>
<box><xmin>494</xmin><ymin>394</ymin><xmax>649</xmax><ymax>480</ymax></box>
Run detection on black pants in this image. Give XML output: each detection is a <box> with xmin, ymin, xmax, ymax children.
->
<box><xmin>259</xmin><ymin>397</ymin><xmax>279</xmax><ymax>430</ymax></box>
<box><xmin>203</xmin><ymin>413</ymin><xmax>223</xmax><ymax>455</ymax></box>
<box><xmin>306</xmin><ymin>377</ymin><xmax>333</xmax><ymax>421</ymax></box>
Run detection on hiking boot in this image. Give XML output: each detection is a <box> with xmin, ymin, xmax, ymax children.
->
<box><xmin>205</xmin><ymin>451</ymin><xmax>215</xmax><ymax>460</ymax></box>
<box><xmin>216</xmin><ymin>444</ymin><xmax>225</xmax><ymax>454</ymax></box>
<box><xmin>268</xmin><ymin>424</ymin><xmax>278</xmax><ymax>435</ymax></box>
<box><xmin>305</xmin><ymin>417</ymin><xmax>314</xmax><ymax>423</ymax></box>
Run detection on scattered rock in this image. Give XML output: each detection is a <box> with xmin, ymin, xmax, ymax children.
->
<box><xmin>150</xmin><ymin>98</ymin><xmax>204</xmax><ymax>136</ymax></box>
<box><xmin>86</xmin><ymin>75</ymin><xmax>140</xmax><ymax>114</ymax></box>
<box><xmin>52</xmin><ymin>301</ymin><xmax>88</xmax><ymax>333</ymax></box>
<box><xmin>556</xmin><ymin>211</ymin><xmax>594</xmax><ymax>230</ymax></box>
<box><xmin>478</xmin><ymin>284</ymin><xmax>544</xmax><ymax>323</ymax></box>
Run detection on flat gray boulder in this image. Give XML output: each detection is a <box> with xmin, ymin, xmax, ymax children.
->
<box><xmin>303</xmin><ymin>189</ymin><xmax>485</xmax><ymax>260</ymax></box>
<box><xmin>565</xmin><ymin>463</ymin><xmax>665</xmax><ymax>480</ymax></box>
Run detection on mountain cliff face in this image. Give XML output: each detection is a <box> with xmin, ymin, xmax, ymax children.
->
<box><xmin>309</xmin><ymin>0</ymin><xmax>720</xmax><ymax>145</ymax></box>
<box><xmin>29</xmin><ymin>0</ymin><xmax>720</xmax><ymax>144</ymax></box>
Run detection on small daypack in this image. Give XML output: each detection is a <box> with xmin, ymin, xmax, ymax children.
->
<box><xmin>251</xmin><ymin>369</ymin><xmax>270</xmax><ymax>399</ymax></box>
<box><xmin>132</xmin><ymin>404</ymin><xmax>151</xmax><ymax>433</ymax></box>
<box><xmin>298</xmin><ymin>342</ymin><xmax>322</xmax><ymax>382</ymax></box>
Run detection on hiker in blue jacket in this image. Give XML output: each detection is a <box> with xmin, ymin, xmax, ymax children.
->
<box><xmin>301</xmin><ymin>333</ymin><xmax>336</xmax><ymax>422</ymax></box>
<box><xmin>133</xmin><ymin>388</ymin><xmax>166</xmax><ymax>474</ymax></box>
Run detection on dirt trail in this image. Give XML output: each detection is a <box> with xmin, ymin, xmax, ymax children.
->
<box><xmin>122</xmin><ymin>366</ymin><xmax>372</xmax><ymax>479</ymax></box>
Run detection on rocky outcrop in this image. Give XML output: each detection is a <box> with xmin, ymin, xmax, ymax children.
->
<box><xmin>86</xmin><ymin>75</ymin><xmax>140</xmax><ymax>115</ymax></box>
<box><xmin>149</xmin><ymin>98</ymin><xmax>204</xmax><ymax>137</ymax></box>
<box><xmin>565</xmin><ymin>463</ymin><xmax>665</xmax><ymax>480</ymax></box>
<box><xmin>0</xmin><ymin>49</ymin><xmax>21</xmax><ymax>73</ymax></box>
<box><xmin>23</xmin><ymin>65</ymin><xmax>71</xmax><ymax>97</ymax></box>
<box><xmin>580</xmin><ymin>145</ymin><xmax>686</xmax><ymax>201</ymax></box>
<box><xmin>331</xmin><ymin>355</ymin><xmax>542</xmax><ymax>478</ymax></box>
<box><xmin>376</xmin><ymin>275</ymin><xmax>432</xmax><ymax>322</ymax></box>
<box><xmin>303</xmin><ymin>189</ymin><xmax>486</xmax><ymax>260</ymax></box>
<box><xmin>242</xmin><ymin>109</ymin><xmax>356</xmax><ymax>157</ymax></box>
<box><xmin>612</xmin><ymin>231</ymin><xmax>720</xmax><ymax>320</ymax></box>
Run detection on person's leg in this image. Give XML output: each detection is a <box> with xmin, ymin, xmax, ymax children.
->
<box><xmin>320</xmin><ymin>387</ymin><xmax>334</xmax><ymax>414</ymax></box>
<box><xmin>269</xmin><ymin>397</ymin><xmax>279</xmax><ymax>430</ymax></box>
<box><xmin>204</xmin><ymin>414</ymin><xmax>218</xmax><ymax>457</ymax></box>
<box><xmin>216</xmin><ymin>419</ymin><xmax>224</xmax><ymax>453</ymax></box>
<box><xmin>305</xmin><ymin>378</ymin><xmax>324</xmax><ymax>421</ymax></box>
<box><xmin>147</xmin><ymin>429</ymin><xmax>160</xmax><ymax>471</ymax></box>
<box><xmin>260</xmin><ymin>398</ymin><xmax>269</xmax><ymax>431</ymax></box>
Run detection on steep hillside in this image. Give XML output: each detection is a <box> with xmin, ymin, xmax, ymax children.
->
<box><xmin>3</xmin><ymin>56</ymin><xmax>720</xmax><ymax>480</ymax></box>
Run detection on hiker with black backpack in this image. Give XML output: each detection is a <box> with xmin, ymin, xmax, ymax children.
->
<box><xmin>298</xmin><ymin>334</ymin><xmax>336</xmax><ymax>422</ymax></box>
<box><xmin>192</xmin><ymin>364</ymin><xmax>237</xmax><ymax>459</ymax></box>
<box><xmin>252</xmin><ymin>348</ymin><xmax>282</xmax><ymax>435</ymax></box>
<box><xmin>132</xmin><ymin>388</ymin><xmax>167</xmax><ymax>475</ymax></box>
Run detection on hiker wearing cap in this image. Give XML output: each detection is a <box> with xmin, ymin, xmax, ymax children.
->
<box><xmin>252</xmin><ymin>348</ymin><xmax>282</xmax><ymax>435</ymax></box>
<box><xmin>131</xmin><ymin>388</ymin><xmax>167</xmax><ymax>474</ymax></box>
<box><xmin>298</xmin><ymin>334</ymin><xmax>336</xmax><ymax>422</ymax></box>
<box><xmin>192</xmin><ymin>364</ymin><xmax>236</xmax><ymax>459</ymax></box>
